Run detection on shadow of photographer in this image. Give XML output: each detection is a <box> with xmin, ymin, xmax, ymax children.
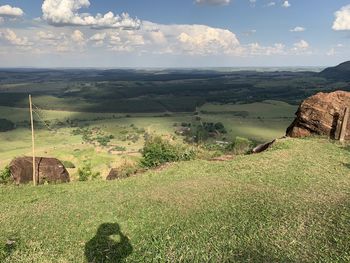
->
<box><xmin>85</xmin><ymin>223</ymin><xmax>133</xmax><ymax>263</ymax></box>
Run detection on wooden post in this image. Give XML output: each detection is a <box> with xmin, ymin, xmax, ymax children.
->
<box><xmin>339</xmin><ymin>107</ymin><xmax>349</xmax><ymax>143</ymax></box>
<box><xmin>29</xmin><ymin>95</ymin><xmax>36</xmax><ymax>186</ymax></box>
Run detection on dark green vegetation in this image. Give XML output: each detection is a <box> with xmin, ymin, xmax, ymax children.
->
<box><xmin>141</xmin><ymin>135</ymin><xmax>196</xmax><ymax>168</ymax></box>
<box><xmin>0</xmin><ymin>138</ymin><xmax>349</xmax><ymax>262</ymax></box>
<box><xmin>0</xmin><ymin>66</ymin><xmax>349</xmax><ymax>113</ymax></box>
<box><xmin>78</xmin><ymin>160</ymin><xmax>101</xmax><ymax>181</ymax></box>
<box><xmin>0</xmin><ymin>166</ymin><xmax>11</xmax><ymax>184</ymax></box>
<box><xmin>0</xmin><ymin>119</ymin><xmax>15</xmax><ymax>132</ymax></box>
<box><xmin>320</xmin><ymin>61</ymin><xmax>350</xmax><ymax>81</ymax></box>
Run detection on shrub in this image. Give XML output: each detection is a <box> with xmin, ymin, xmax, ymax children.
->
<box><xmin>78</xmin><ymin>161</ymin><xmax>100</xmax><ymax>181</ymax></box>
<box><xmin>141</xmin><ymin>135</ymin><xmax>196</xmax><ymax>168</ymax></box>
<box><xmin>62</xmin><ymin>161</ymin><xmax>76</xmax><ymax>169</ymax></box>
<box><xmin>113</xmin><ymin>146</ymin><xmax>126</xmax><ymax>152</ymax></box>
<box><xmin>0</xmin><ymin>166</ymin><xmax>11</xmax><ymax>184</ymax></box>
<box><xmin>0</xmin><ymin>119</ymin><xmax>15</xmax><ymax>132</ymax></box>
<box><xmin>227</xmin><ymin>137</ymin><xmax>254</xmax><ymax>155</ymax></box>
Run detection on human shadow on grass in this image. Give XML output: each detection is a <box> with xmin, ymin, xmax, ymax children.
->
<box><xmin>85</xmin><ymin>223</ymin><xmax>133</xmax><ymax>263</ymax></box>
<box><xmin>0</xmin><ymin>238</ymin><xmax>18</xmax><ymax>262</ymax></box>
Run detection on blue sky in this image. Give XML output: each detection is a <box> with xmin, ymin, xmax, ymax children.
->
<box><xmin>0</xmin><ymin>0</ymin><xmax>349</xmax><ymax>67</ymax></box>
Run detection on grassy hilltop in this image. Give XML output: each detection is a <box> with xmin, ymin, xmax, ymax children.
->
<box><xmin>1</xmin><ymin>138</ymin><xmax>349</xmax><ymax>262</ymax></box>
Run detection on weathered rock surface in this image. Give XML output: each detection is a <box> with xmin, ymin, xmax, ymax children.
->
<box><xmin>286</xmin><ymin>91</ymin><xmax>350</xmax><ymax>140</ymax></box>
<box><xmin>252</xmin><ymin>139</ymin><xmax>276</xmax><ymax>154</ymax></box>
<box><xmin>10</xmin><ymin>157</ymin><xmax>70</xmax><ymax>184</ymax></box>
<box><xmin>106</xmin><ymin>168</ymin><xmax>120</xmax><ymax>180</ymax></box>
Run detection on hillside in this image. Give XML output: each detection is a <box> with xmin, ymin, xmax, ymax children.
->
<box><xmin>319</xmin><ymin>61</ymin><xmax>350</xmax><ymax>81</ymax></box>
<box><xmin>0</xmin><ymin>138</ymin><xmax>349</xmax><ymax>262</ymax></box>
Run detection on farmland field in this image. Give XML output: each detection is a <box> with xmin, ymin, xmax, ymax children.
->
<box><xmin>0</xmin><ymin>99</ymin><xmax>296</xmax><ymax>175</ymax></box>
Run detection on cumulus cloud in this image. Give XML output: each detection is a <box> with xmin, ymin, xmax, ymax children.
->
<box><xmin>41</xmin><ymin>0</ymin><xmax>141</xmax><ymax>29</ymax></box>
<box><xmin>333</xmin><ymin>5</ymin><xmax>350</xmax><ymax>30</ymax></box>
<box><xmin>2</xmin><ymin>29</ymin><xmax>32</xmax><ymax>46</ymax></box>
<box><xmin>0</xmin><ymin>5</ymin><xmax>24</xmax><ymax>17</ymax></box>
<box><xmin>248</xmin><ymin>42</ymin><xmax>286</xmax><ymax>56</ymax></box>
<box><xmin>282</xmin><ymin>1</ymin><xmax>291</xmax><ymax>8</ymax></box>
<box><xmin>108</xmin><ymin>30</ymin><xmax>145</xmax><ymax>52</ymax></box>
<box><xmin>89</xmin><ymin>32</ymin><xmax>107</xmax><ymax>46</ymax></box>
<box><xmin>71</xmin><ymin>30</ymin><xmax>85</xmax><ymax>45</ymax></box>
<box><xmin>290</xmin><ymin>26</ymin><xmax>306</xmax><ymax>32</ymax></box>
<box><xmin>174</xmin><ymin>24</ymin><xmax>240</xmax><ymax>55</ymax></box>
<box><xmin>195</xmin><ymin>0</ymin><xmax>230</xmax><ymax>6</ymax></box>
<box><xmin>37</xmin><ymin>31</ymin><xmax>63</xmax><ymax>40</ymax></box>
<box><xmin>267</xmin><ymin>2</ymin><xmax>276</xmax><ymax>7</ymax></box>
<box><xmin>293</xmin><ymin>40</ymin><xmax>309</xmax><ymax>51</ymax></box>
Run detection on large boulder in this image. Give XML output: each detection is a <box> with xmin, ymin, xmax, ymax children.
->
<box><xmin>9</xmin><ymin>157</ymin><xmax>70</xmax><ymax>184</ymax></box>
<box><xmin>286</xmin><ymin>91</ymin><xmax>350</xmax><ymax>139</ymax></box>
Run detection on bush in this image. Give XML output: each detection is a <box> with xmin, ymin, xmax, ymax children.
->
<box><xmin>141</xmin><ymin>135</ymin><xmax>196</xmax><ymax>168</ymax></box>
<box><xmin>227</xmin><ymin>137</ymin><xmax>253</xmax><ymax>155</ymax></box>
<box><xmin>113</xmin><ymin>146</ymin><xmax>126</xmax><ymax>152</ymax></box>
<box><xmin>0</xmin><ymin>166</ymin><xmax>11</xmax><ymax>184</ymax></box>
<box><xmin>78</xmin><ymin>161</ymin><xmax>100</xmax><ymax>181</ymax></box>
<box><xmin>0</xmin><ymin>119</ymin><xmax>15</xmax><ymax>132</ymax></box>
<box><xmin>62</xmin><ymin>161</ymin><xmax>76</xmax><ymax>169</ymax></box>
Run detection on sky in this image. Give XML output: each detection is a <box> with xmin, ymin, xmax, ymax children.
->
<box><xmin>0</xmin><ymin>0</ymin><xmax>349</xmax><ymax>68</ymax></box>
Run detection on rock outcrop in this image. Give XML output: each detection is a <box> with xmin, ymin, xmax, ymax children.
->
<box><xmin>286</xmin><ymin>91</ymin><xmax>350</xmax><ymax>140</ymax></box>
<box><xmin>10</xmin><ymin>157</ymin><xmax>70</xmax><ymax>184</ymax></box>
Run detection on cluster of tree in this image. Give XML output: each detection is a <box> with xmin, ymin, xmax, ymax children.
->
<box><xmin>176</xmin><ymin>121</ymin><xmax>227</xmax><ymax>143</ymax></box>
<box><xmin>0</xmin><ymin>119</ymin><xmax>15</xmax><ymax>132</ymax></box>
<box><xmin>72</xmin><ymin>127</ymin><xmax>114</xmax><ymax>146</ymax></box>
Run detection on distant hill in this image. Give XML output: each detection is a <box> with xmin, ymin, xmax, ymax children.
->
<box><xmin>319</xmin><ymin>61</ymin><xmax>350</xmax><ymax>81</ymax></box>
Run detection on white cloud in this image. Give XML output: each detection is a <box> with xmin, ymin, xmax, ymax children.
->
<box><xmin>37</xmin><ymin>31</ymin><xmax>63</xmax><ymax>40</ymax></box>
<box><xmin>0</xmin><ymin>5</ymin><xmax>24</xmax><ymax>17</ymax></box>
<box><xmin>175</xmin><ymin>24</ymin><xmax>240</xmax><ymax>55</ymax></box>
<box><xmin>249</xmin><ymin>0</ymin><xmax>256</xmax><ymax>6</ymax></box>
<box><xmin>195</xmin><ymin>0</ymin><xmax>230</xmax><ymax>6</ymax></box>
<box><xmin>108</xmin><ymin>31</ymin><xmax>145</xmax><ymax>52</ymax></box>
<box><xmin>293</xmin><ymin>40</ymin><xmax>309</xmax><ymax>51</ymax></box>
<box><xmin>90</xmin><ymin>32</ymin><xmax>106</xmax><ymax>42</ymax></box>
<box><xmin>89</xmin><ymin>32</ymin><xmax>107</xmax><ymax>46</ymax></box>
<box><xmin>267</xmin><ymin>2</ymin><xmax>276</xmax><ymax>7</ymax></box>
<box><xmin>326</xmin><ymin>48</ymin><xmax>336</xmax><ymax>56</ymax></box>
<box><xmin>290</xmin><ymin>26</ymin><xmax>306</xmax><ymax>32</ymax></box>
<box><xmin>248</xmin><ymin>42</ymin><xmax>286</xmax><ymax>55</ymax></box>
<box><xmin>243</xmin><ymin>29</ymin><xmax>257</xmax><ymax>36</ymax></box>
<box><xmin>1</xmin><ymin>29</ymin><xmax>33</xmax><ymax>47</ymax></box>
<box><xmin>42</xmin><ymin>0</ymin><xmax>141</xmax><ymax>29</ymax></box>
<box><xmin>333</xmin><ymin>5</ymin><xmax>350</xmax><ymax>31</ymax></box>
<box><xmin>71</xmin><ymin>30</ymin><xmax>85</xmax><ymax>44</ymax></box>
<box><xmin>282</xmin><ymin>1</ymin><xmax>291</xmax><ymax>8</ymax></box>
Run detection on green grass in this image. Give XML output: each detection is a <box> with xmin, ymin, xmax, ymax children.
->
<box><xmin>0</xmin><ymin>101</ymin><xmax>295</xmax><ymax>173</ymax></box>
<box><xmin>0</xmin><ymin>138</ymin><xmax>349</xmax><ymax>262</ymax></box>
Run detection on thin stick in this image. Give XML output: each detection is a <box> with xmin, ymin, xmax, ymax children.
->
<box><xmin>29</xmin><ymin>95</ymin><xmax>36</xmax><ymax>186</ymax></box>
<box><xmin>340</xmin><ymin>107</ymin><xmax>349</xmax><ymax>143</ymax></box>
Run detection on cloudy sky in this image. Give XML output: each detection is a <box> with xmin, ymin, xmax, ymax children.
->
<box><xmin>0</xmin><ymin>0</ymin><xmax>349</xmax><ymax>67</ymax></box>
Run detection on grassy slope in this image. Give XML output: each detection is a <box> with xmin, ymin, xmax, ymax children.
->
<box><xmin>0</xmin><ymin>138</ymin><xmax>349</xmax><ymax>262</ymax></box>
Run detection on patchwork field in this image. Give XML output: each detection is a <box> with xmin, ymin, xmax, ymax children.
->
<box><xmin>0</xmin><ymin>100</ymin><xmax>296</xmax><ymax>177</ymax></box>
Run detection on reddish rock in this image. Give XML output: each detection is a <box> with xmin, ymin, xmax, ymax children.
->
<box><xmin>286</xmin><ymin>91</ymin><xmax>350</xmax><ymax>139</ymax></box>
<box><xmin>10</xmin><ymin>157</ymin><xmax>70</xmax><ymax>184</ymax></box>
